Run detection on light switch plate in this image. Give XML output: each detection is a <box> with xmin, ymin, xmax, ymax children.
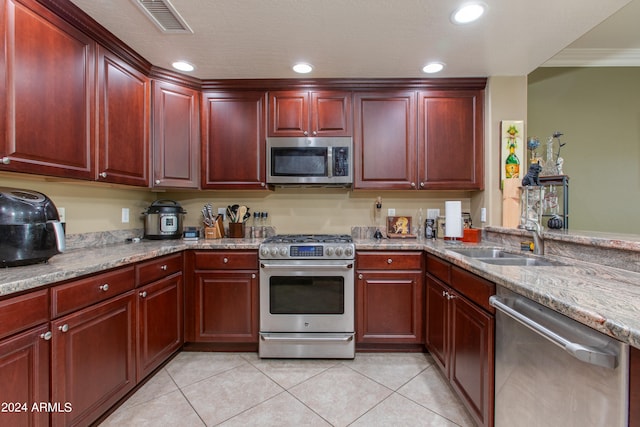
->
<box><xmin>121</xmin><ymin>208</ymin><xmax>130</xmax><ymax>223</ymax></box>
<box><xmin>387</xmin><ymin>208</ymin><xmax>396</xmax><ymax>216</ymax></box>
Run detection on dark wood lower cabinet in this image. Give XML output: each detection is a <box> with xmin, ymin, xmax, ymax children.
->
<box><xmin>425</xmin><ymin>255</ymin><xmax>494</xmax><ymax>427</ymax></box>
<box><xmin>51</xmin><ymin>292</ymin><xmax>136</xmax><ymax>427</ymax></box>
<box><xmin>631</xmin><ymin>346</ymin><xmax>640</xmax><ymax>427</ymax></box>
<box><xmin>136</xmin><ymin>272</ymin><xmax>183</xmax><ymax>381</ymax></box>
<box><xmin>0</xmin><ymin>324</ymin><xmax>50</xmax><ymax>427</ymax></box>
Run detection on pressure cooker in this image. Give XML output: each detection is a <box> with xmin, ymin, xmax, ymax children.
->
<box><xmin>0</xmin><ymin>187</ymin><xmax>66</xmax><ymax>267</ymax></box>
<box><xmin>142</xmin><ymin>200</ymin><xmax>186</xmax><ymax>240</ymax></box>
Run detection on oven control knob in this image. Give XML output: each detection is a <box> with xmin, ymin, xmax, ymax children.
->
<box><xmin>335</xmin><ymin>247</ymin><xmax>344</xmax><ymax>257</ymax></box>
<box><xmin>279</xmin><ymin>247</ymin><xmax>288</xmax><ymax>256</ymax></box>
<box><xmin>271</xmin><ymin>248</ymin><xmax>279</xmax><ymax>257</ymax></box>
<box><xmin>344</xmin><ymin>246</ymin><xmax>354</xmax><ymax>257</ymax></box>
<box><xmin>260</xmin><ymin>247</ymin><xmax>271</xmax><ymax>257</ymax></box>
<box><xmin>325</xmin><ymin>247</ymin><xmax>335</xmax><ymax>256</ymax></box>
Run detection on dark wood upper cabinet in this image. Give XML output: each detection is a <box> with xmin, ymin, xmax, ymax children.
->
<box><xmin>152</xmin><ymin>80</ymin><xmax>200</xmax><ymax>188</ymax></box>
<box><xmin>269</xmin><ymin>90</ymin><xmax>352</xmax><ymax>137</ymax></box>
<box><xmin>0</xmin><ymin>0</ymin><xmax>95</xmax><ymax>179</ymax></box>
<box><xmin>353</xmin><ymin>91</ymin><xmax>417</xmax><ymax>189</ymax></box>
<box><xmin>418</xmin><ymin>90</ymin><xmax>484</xmax><ymax>190</ymax></box>
<box><xmin>97</xmin><ymin>46</ymin><xmax>150</xmax><ymax>187</ymax></box>
<box><xmin>201</xmin><ymin>91</ymin><xmax>268</xmax><ymax>189</ymax></box>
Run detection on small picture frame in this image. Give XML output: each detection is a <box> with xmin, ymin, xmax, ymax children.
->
<box><xmin>387</xmin><ymin>216</ymin><xmax>416</xmax><ymax>239</ymax></box>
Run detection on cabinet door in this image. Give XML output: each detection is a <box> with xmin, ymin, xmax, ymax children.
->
<box><xmin>356</xmin><ymin>270</ymin><xmax>423</xmax><ymax>344</ymax></box>
<box><xmin>152</xmin><ymin>81</ymin><xmax>200</xmax><ymax>188</ymax></box>
<box><xmin>310</xmin><ymin>91</ymin><xmax>352</xmax><ymax>136</ymax></box>
<box><xmin>418</xmin><ymin>90</ymin><xmax>483</xmax><ymax>190</ymax></box>
<box><xmin>0</xmin><ymin>324</ymin><xmax>50</xmax><ymax>427</ymax></box>
<box><xmin>51</xmin><ymin>292</ymin><xmax>136</xmax><ymax>427</ymax></box>
<box><xmin>202</xmin><ymin>91</ymin><xmax>267</xmax><ymax>189</ymax></box>
<box><xmin>137</xmin><ymin>272</ymin><xmax>183</xmax><ymax>381</ymax></box>
<box><xmin>97</xmin><ymin>47</ymin><xmax>150</xmax><ymax>187</ymax></box>
<box><xmin>0</xmin><ymin>0</ymin><xmax>94</xmax><ymax>179</ymax></box>
<box><xmin>425</xmin><ymin>275</ymin><xmax>449</xmax><ymax>372</ymax></box>
<box><xmin>353</xmin><ymin>91</ymin><xmax>417</xmax><ymax>189</ymax></box>
<box><xmin>192</xmin><ymin>271</ymin><xmax>258</xmax><ymax>342</ymax></box>
<box><xmin>268</xmin><ymin>90</ymin><xmax>308</xmax><ymax>136</ymax></box>
<box><xmin>450</xmin><ymin>293</ymin><xmax>494</xmax><ymax>427</ymax></box>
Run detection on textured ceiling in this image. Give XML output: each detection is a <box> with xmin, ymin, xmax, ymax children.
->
<box><xmin>69</xmin><ymin>0</ymin><xmax>636</xmax><ymax>79</ymax></box>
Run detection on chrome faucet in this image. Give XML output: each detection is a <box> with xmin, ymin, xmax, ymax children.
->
<box><xmin>520</xmin><ymin>220</ymin><xmax>545</xmax><ymax>255</ymax></box>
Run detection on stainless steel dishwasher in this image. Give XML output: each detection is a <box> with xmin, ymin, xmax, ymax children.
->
<box><xmin>490</xmin><ymin>286</ymin><xmax>629</xmax><ymax>427</ymax></box>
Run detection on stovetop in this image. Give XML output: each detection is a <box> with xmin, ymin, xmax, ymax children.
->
<box><xmin>259</xmin><ymin>234</ymin><xmax>354</xmax><ymax>260</ymax></box>
<box><xmin>262</xmin><ymin>234</ymin><xmax>353</xmax><ymax>244</ymax></box>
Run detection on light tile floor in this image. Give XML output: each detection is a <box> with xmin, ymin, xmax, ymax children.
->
<box><xmin>100</xmin><ymin>352</ymin><xmax>476</xmax><ymax>427</ymax></box>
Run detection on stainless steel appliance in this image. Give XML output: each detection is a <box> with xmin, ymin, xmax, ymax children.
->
<box><xmin>266</xmin><ymin>137</ymin><xmax>352</xmax><ymax>185</ymax></box>
<box><xmin>0</xmin><ymin>187</ymin><xmax>65</xmax><ymax>267</ymax></box>
<box><xmin>142</xmin><ymin>200</ymin><xmax>186</xmax><ymax>240</ymax></box>
<box><xmin>490</xmin><ymin>286</ymin><xmax>629</xmax><ymax>427</ymax></box>
<box><xmin>259</xmin><ymin>234</ymin><xmax>355</xmax><ymax>358</ymax></box>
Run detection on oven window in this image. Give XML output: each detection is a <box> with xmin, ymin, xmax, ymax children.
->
<box><xmin>269</xmin><ymin>276</ymin><xmax>344</xmax><ymax>314</ymax></box>
<box><xmin>271</xmin><ymin>147</ymin><xmax>327</xmax><ymax>177</ymax></box>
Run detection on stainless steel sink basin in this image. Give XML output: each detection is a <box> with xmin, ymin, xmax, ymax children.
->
<box><xmin>477</xmin><ymin>257</ymin><xmax>563</xmax><ymax>267</ymax></box>
<box><xmin>449</xmin><ymin>248</ymin><xmax>522</xmax><ymax>259</ymax></box>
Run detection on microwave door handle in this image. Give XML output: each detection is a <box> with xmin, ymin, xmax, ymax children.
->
<box><xmin>327</xmin><ymin>147</ymin><xmax>333</xmax><ymax>178</ymax></box>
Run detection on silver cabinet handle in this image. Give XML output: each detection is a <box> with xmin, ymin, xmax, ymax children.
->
<box><xmin>160</xmin><ymin>264</ymin><xmax>168</xmax><ymax>271</ymax></box>
<box><xmin>251</xmin><ymin>274</ymin><xmax>256</xmax><ymax>279</ymax></box>
<box><xmin>99</xmin><ymin>283</ymin><xmax>109</xmax><ymax>291</ymax></box>
<box><xmin>139</xmin><ymin>291</ymin><xmax>147</xmax><ymax>298</ymax></box>
<box><xmin>312</xmin><ymin>130</ymin><xmax>317</xmax><ymax>136</ymax></box>
<box><xmin>223</xmin><ymin>257</ymin><xmax>229</xmax><ymax>263</ymax></box>
<box><xmin>1</xmin><ymin>157</ymin><xmax>10</xmax><ymax>165</ymax></box>
<box><xmin>387</xmin><ymin>258</ymin><xmax>393</xmax><ymax>264</ymax></box>
<box><xmin>155</xmin><ymin>179</ymin><xmax>161</xmax><ymax>185</ymax></box>
<box><xmin>58</xmin><ymin>324</ymin><xmax>69</xmax><ymax>333</ymax></box>
<box><xmin>303</xmin><ymin>130</ymin><xmax>308</xmax><ymax>136</ymax></box>
<box><xmin>261</xmin><ymin>182</ymin><xmax>266</xmax><ymax>187</ymax></box>
<box><xmin>40</xmin><ymin>331</ymin><xmax>52</xmax><ymax>340</ymax></box>
<box><xmin>410</xmin><ymin>182</ymin><xmax>416</xmax><ymax>188</ymax></box>
<box><xmin>420</xmin><ymin>182</ymin><xmax>425</xmax><ymax>188</ymax></box>
<box><xmin>99</xmin><ymin>172</ymin><xmax>107</xmax><ymax>178</ymax></box>
<box><xmin>358</xmin><ymin>273</ymin><xmax>363</xmax><ymax>280</ymax></box>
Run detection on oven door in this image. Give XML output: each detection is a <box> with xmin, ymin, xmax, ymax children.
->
<box><xmin>259</xmin><ymin>259</ymin><xmax>354</xmax><ymax>333</ymax></box>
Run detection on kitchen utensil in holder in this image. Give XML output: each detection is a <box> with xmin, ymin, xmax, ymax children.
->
<box><xmin>520</xmin><ymin>186</ymin><xmax>544</xmax><ymax>227</ymax></box>
<box><xmin>205</xmin><ymin>216</ymin><xmax>225</xmax><ymax>239</ymax></box>
<box><xmin>228</xmin><ymin>222</ymin><xmax>245</xmax><ymax>238</ymax></box>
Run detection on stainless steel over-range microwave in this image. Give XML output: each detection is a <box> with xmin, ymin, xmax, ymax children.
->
<box><xmin>266</xmin><ymin>137</ymin><xmax>353</xmax><ymax>185</ymax></box>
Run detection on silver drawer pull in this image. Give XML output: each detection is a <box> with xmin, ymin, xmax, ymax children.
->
<box><xmin>387</xmin><ymin>258</ymin><xmax>393</xmax><ymax>264</ymax></box>
<box><xmin>223</xmin><ymin>257</ymin><xmax>229</xmax><ymax>263</ymax></box>
<box><xmin>160</xmin><ymin>264</ymin><xmax>168</xmax><ymax>271</ymax></box>
<box><xmin>99</xmin><ymin>283</ymin><xmax>109</xmax><ymax>292</ymax></box>
<box><xmin>139</xmin><ymin>291</ymin><xmax>147</xmax><ymax>298</ymax></box>
<box><xmin>58</xmin><ymin>324</ymin><xmax>69</xmax><ymax>333</ymax></box>
<box><xmin>40</xmin><ymin>331</ymin><xmax>52</xmax><ymax>340</ymax></box>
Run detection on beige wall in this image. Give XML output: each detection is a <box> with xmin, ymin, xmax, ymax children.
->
<box><xmin>1</xmin><ymin>77</ymin><xmax>529</xmax><ymax>236</ymax></box>
<box><xmin>528</xmin><ymin>67</ymin><xmax>640</xmax><ymax>234</ymax></box>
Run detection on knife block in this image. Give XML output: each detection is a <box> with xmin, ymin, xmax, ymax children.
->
<box><xmin>204</xmin><ymin>217</ymin><xmax>225</xmax><ymax>239</ymax></box>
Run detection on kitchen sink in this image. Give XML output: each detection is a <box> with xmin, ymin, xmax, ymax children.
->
<box><xmin>449</xmin><ymin>248</ymin><xmax>522</xmax><ymax>259</ymax></box>
<box><xmin>449</xmin><ymin>247</ymin><xmax>566</xmax><ymax>267</ymax></box>
<box><xmin>477</xmin><ymin>257</ymin><xmax>563</xmax><ymax>267</ymax></box>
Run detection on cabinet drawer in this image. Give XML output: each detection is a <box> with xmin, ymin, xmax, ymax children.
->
<box><xmin>0</xmin><ymin>289</ymin><xmax>49</xmax><ymax>340</ymax></box>
<box><xmin>451</xmin><ymin>266</ymin><xmax>495</xmax><ymax>313</ymax></box>
<box><xmin>357</xmin><ymin>252</ymin><xmax>422</xmax><ymax>270</ymax></box>
<box><xmin>51</xmin><ymin>267</ymin><xmax>135</xmax><ymax>317</ymax></box>
<box><xmin>136</xmin><ymin>253</ymin><xmax>182</xmax><ymax>286</ymax></box>
<box><xmin>193</xmin><ymin>251</ymin><xmax>258</xmax><ymax>270</ymax></box>
<box><xmin>426</xmin><ymin>255</ymin><xmax>451</xmax><ymax>283</ymax></box>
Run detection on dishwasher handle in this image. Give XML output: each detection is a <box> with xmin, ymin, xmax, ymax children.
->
<box><xmin>489</xmin><ymin>295</ymin><xmax>618</xmax><ymax>369</ymax></box>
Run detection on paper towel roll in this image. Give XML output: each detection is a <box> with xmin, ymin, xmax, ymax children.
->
<box><xmin>445</xmin><ymin>201</ymin><xmax>463</xmax><ymax>238</ymax></box>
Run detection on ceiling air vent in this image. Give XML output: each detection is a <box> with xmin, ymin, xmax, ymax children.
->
<box><xmin>133</xmin><ymin>0</ymin><xmax>193</xmax><ymax>34</ymax></box>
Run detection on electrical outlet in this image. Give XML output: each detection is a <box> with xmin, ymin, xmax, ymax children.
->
<box><xmin>218</xmin><ymin>207</ymin><xmax>226</xmax><ymax>221</ymax></box>
<box><xmin>121</xmin><ymin>208</ymin><xmax>130</xmax><ymax>223</ymax></box>
<box><xmin>57</xmin><ymin>207</ymin><xmax>66</xmax><ymax>222</ymax></box>
<box><xmin>388</xmin><ymin>208</ymin><xmax>396</xmax><ymax>216</ymax></box>
<box><xmin>481</xmin><ymin>207</ymin><xmax>487</xmax><ymax>222</ymax></box>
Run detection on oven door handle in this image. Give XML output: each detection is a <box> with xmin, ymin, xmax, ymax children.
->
<box><xmin>260</xmin><ymin>333</ymin><xmax>354</xmax><ymax>343</ymax></box>
<box><xmin>260</xmin><ymin>262</ymin><xmax>353</xmax><ymax>270</ymax></box>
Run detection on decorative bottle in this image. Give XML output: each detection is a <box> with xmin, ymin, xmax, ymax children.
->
<box><xmin>505</xmin><ymin>144</ymin><xmax>520</xmax><ymax>178</ymax></box>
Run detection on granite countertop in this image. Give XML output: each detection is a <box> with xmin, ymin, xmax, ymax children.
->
<box><xmin>2</xmin><ymin>234</ymin><xmax>639</xmax><ymax>350</ymax></box>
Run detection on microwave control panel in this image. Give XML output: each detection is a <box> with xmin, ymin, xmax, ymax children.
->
<box><xmin>333</xmin><ymin>147</ymin><xmax>349</xmax><ymax>177</ymax></box>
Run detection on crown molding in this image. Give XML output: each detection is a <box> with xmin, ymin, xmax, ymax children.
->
<box><xmin>543</xmin><ymin>48</ymin><xmax>640</xmax><ymax>67</ymax></box>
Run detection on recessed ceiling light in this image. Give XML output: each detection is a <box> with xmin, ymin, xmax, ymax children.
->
<box><xmin>293</xmin><ymin>63</ymin><xmax>313</xmax><ymax>74</ymax></box>
<box><xmin>422</xmin><ymin>62</ymin><xmax>445</xmax><ymax>74</ymax></box>
<box><xmin>172</xmin><ymin>61</ymin><xmax>195</xmax><ymax>72</ymax></box>
<box><xmin>451</xmin><ymin>3</ymin><xmax>486</xmax><ymax>24</ymax></box>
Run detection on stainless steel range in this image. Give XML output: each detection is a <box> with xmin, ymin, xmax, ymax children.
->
<box><xmin>259</xmin><ymin>234</ymin><xmax>355</xmax><ymax>359</ymax></box>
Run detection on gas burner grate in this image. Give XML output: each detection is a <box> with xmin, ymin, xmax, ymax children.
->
<box><xmin>264</xmin><ymin>234</ymin><xmax>353</xmax><ymax>244</ymax></box>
